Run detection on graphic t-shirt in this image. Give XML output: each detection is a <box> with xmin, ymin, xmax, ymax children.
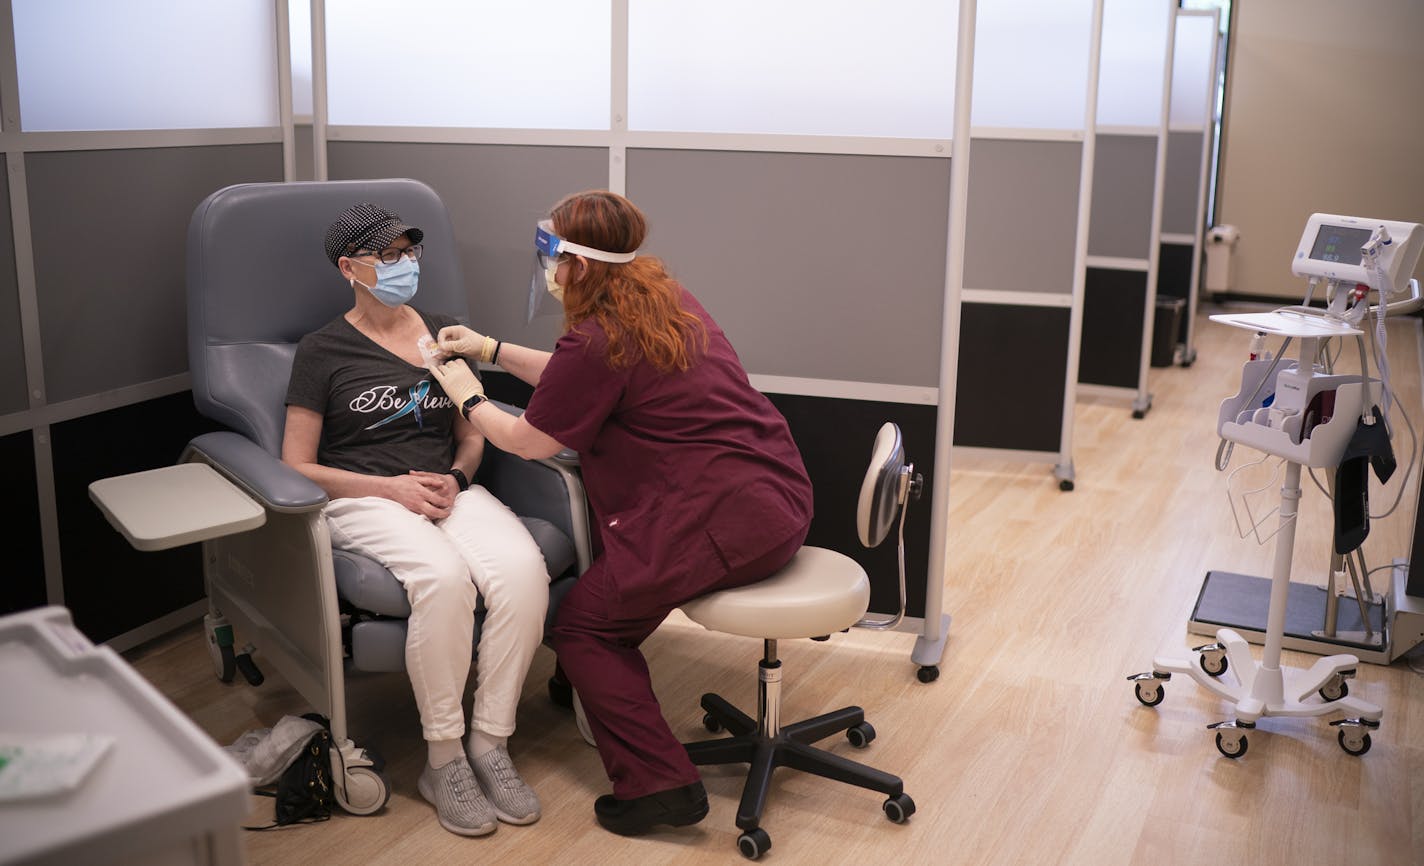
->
<box><xmin>284</xmin><ymin>309</ymin><xmax>472</xmax><ymax>477</ymax></box>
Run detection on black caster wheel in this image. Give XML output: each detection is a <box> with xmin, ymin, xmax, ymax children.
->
<box><xmin>916</xmin><ymin>665</ymin><xmax>939</xmax><ymax>684</ymax></box>
<box><xmin>738</xmin><ymin>827</ymin><xmax>771</xmax><ymax>860</ymax></box>
<box><xmin>883</xmin><ymin>793</ymin><xmax>915</xmax><ymax>823</ymax></box>
<box><xmin>1132</xmin><ymin>409</ymin><xmax>1147</xmax><ymax>420</ymax></box>
<box><xmin>1319</xmin><ymin>680</ymin><xmax>1349</xmax><ymax>701</ymax></box>
<box><xmin>548</xmin><ymin>675</ymin><xmax>573</xmax><ymax>709</ymax></box>
<box><xmin>847</xmin><ymin>722</ymin><xmax>876</xmax><ymax>748</ymax></box>
<box><xmin>1059</xmin><ymin>479</ymin><xmax>1075</xmax><ymax>491</ymax></box>
<box><xmin>702</xmin><ymin>712</ymin><xmax>723</xmax><ymax>734</ymax></box>
<box><xmin>1338</xmin><ymin>729</ymin><xmax>1371</xmax><ymax>756</ymax></box>
<box><xmin>811</xmin><ymin>635</ymin><xmax>831</xmax><ymax>641</ymax></box>
<box><xmin>1134</xmin><ymin>681</ymin><xmax>1165</xmax><ymax>707</ymax></box>
<box><xmin>1199</xmin><ymin>653</ymin><xmax>1228</xmax><ymax>677</ymax></box>
<box><xmin>234</xmin><ymin>652</ymin><xmax>264</xmax><ymax>686</ymax></box>
<box><xmin>1215</xmin><ymin>731</ymin><xmax>1248</xmax><ymax>759</ymax></box>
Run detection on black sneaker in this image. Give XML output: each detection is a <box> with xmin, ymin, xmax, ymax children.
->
<box><xmin>593</xmin><ymin>781</ymin><xmax>709</xmax><ymax>836</ymax></box>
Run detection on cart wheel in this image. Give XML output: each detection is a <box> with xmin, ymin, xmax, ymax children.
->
<box><xmin>1134</xmin><ymin>681</ymin><xmax>1165</xmax><ymax>707</ymax></box>
<box><xmin>703</xmin><ymin>712</ymin><xmax>723</xmax><ymax>734</ymax></box>
<box><xmin>916</xmin><ymin>665</ymin><xmax>940</xmax><ymax>684</ymax></box>
<box><xmin>1199</xmin><ymin>653</ymin><xmax>1228</xmax><ymax>677</ymax></box>
<box><xmin>1132</xmin><ymin>409</ymin><xmax>1146</xmax><ymax>419</ymax></box>
<box><xmin>337</xmin><ymin>766</ymin><xmax>390</xmax><ymax>816</ymax></box>
<box><xmin>847</xmin><ymin>722</ymin><xmax>876</xmax><ymax>748</ymax></box>
<box><xmin>1215</xmin><ymin>731</ymin><xmax>1248</xmax><ymax>759</ymax></box>
<box><xmin>1318</xmin><ymin>679</ymin><xmax>1349</xmax><ymax>701</ymax></box>
<box><xmin>738</xmin><ymin>827</ymin><xmax>771</xmax><ymax>860</ymax></box>
<box><xmin>211</xmin><ymin>642</ymin><xmax>236</xmax><ymax>683</ymax></box>
<box><xmin>1338</xmin><ymin>729</ymin><xmax>1371</xmax><ymax>756</ymax></box>
<box><xmin>884</xmin><ymin>793</ymin><xmax>915</xmax><ymax>823</ymax></box>
<box><xmin>205</xmin><ymin>619</ymin><xmax>236</xmax><ymax>683</ymax></box>
<box><xmin>1058</xmin><ymin>479</ymin><xmax>1075</xmax><ymax>492</ymax></box>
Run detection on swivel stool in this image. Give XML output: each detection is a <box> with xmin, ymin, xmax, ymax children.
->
<box><xmin>680</xmin><ymin>422</ymin><xmax>919</xmax><ymax>860</ymax></box>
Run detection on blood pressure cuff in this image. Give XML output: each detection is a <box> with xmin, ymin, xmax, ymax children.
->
<box><xmin>1333</xmin><ymin>406</ymin><xmax>1396</xmax><ymax>555</ymax></box>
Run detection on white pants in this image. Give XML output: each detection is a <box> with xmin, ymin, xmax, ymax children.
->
<box><xmin>324</xmin><ymin>487</ymin><xmax>550</xmax><ymax>742</ymax></box>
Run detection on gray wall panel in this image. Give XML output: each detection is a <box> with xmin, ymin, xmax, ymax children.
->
<box><xmin>329</xmin><ymin>142</ymin><xmax>608</xmax><ymax>352</ymax></box>
<box><xmin>627</xmin><ymin>149</ymin><xmax>949</xmax><ymax>387</ymax></box>
<box><xmin>1162</xmin><ymin>130</ymin><xmax>1205</xmax><ymax>236</ymax></box>
<box><xmin>1087</xmin><ymin>134</ymin><xmax>1158</xmax><ymax>259</ymax></box>
<box><xmin>963</xmin><ymin>139</ymin><xmax>1082</xmax><ymax>294</ymax></box>
<box><xmin>30</xmin><ymin>145</ymin><xmax>283</xmax><ymax>402</ymax></box>
<box><xmin>0</xmin><ymin>155</ymin><xmax>27</xmax><ymax>415</ymax></box>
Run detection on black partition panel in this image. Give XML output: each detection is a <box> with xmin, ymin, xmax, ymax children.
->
<box><xmin>955</xmin><ymin>303</ymin><xmax>1069</xmax><ymax>452</ymax></box>
<box><xmin>2</xmin><ymin>430</ymin><xmax>46</xmax><ymax>617</ymax></box>
<box><xmin>1080</xmin><ymin>268</ymin><xmax>1149</xmax><ymax>388</ymax></box>
<box><xmin>771</xmin><ymin>394</ymin><xmax>935</xmax><ymax>619</ymax></box>
<box><xmin>50</xmin><ymin>392</ymin><xmax>223</xmax><ymax>643</ymax></box>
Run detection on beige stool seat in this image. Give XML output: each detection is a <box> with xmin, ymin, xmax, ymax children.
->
<box><xmin>680</xmin><ymin>547</ymin><xmax>870</xmax><ymax>639</ymax></box>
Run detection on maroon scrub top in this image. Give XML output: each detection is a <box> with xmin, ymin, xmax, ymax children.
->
<box><xmin>524</xmin><ymin>288</ymin><xmax>813</xmax><ymax>605</ymax></box>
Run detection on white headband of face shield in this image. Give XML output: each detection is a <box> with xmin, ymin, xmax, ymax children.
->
<box><xmin>538</xmin><ymin>219</ymin><xmax>637</xmax><ymax>265</ymax></box>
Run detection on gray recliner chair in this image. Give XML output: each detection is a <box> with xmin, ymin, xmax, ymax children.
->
<box><xmin>180</xmin><ymin>179</ymin><xmax>590</xmax><ymax>815</ymax></box>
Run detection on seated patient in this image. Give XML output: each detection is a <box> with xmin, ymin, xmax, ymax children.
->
<box><xmin>281</xmin><ymin>202</ymin><xmax>550</xmax><ymax>837</ymax></box>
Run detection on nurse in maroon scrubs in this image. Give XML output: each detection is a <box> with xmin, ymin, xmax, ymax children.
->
<box><xmin>427</xmin><ymin>190</ymin><xmax>813</xmax><ymax>836</ymax></box>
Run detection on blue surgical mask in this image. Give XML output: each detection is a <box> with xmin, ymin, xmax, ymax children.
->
<box><xmin>353</xmin><ymin>257</ymin><xmax>420</xmax><ymax>306</ymax></box>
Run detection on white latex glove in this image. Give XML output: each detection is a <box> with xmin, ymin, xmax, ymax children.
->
<box><xmin>436</xmin><ymin>325</ymin><xmax>496</xmax><ymax>363</ymax></box>
<box><xmin>428</xmin><ymin>357</ymin><xmax>485</xmax><ymax>409</ymax></box>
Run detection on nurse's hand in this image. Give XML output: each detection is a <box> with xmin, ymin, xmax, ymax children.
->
<box><xmin>428</xmin><ymin>357</ymin><xmax>485</xmax><ymax>410</ymax></box>
<box><xmin>436</xmin><ymin>325</ymin><xmax>496</xmax><ymax>363</ymax></box>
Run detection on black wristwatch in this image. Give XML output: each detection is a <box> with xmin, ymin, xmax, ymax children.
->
<box><xmin>446</xmin><ymin>467</ymin><xmax>470</xmax><ymax>492</ymax></box>
<box><xmin>461</xmin><ymin>393</ymin><xmax>488</xmax><ymax>416</ymax></box>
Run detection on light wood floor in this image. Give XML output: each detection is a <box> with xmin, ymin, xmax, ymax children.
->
<box><xmin>126</xmin><ymin>304</ymin><xmax>1424</xmax><ymax>866</ymax></box>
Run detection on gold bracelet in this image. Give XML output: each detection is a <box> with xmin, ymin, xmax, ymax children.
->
<box><xmin>481</xmin><ymin>335</ymin><xmax>496</xmax><ymax>364</ymax></box>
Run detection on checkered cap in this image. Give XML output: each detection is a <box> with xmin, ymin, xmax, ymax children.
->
<box><xmin>324</xmin><ymin>202</ymin><xmax>424</xmax><ymax>266</ymax></box>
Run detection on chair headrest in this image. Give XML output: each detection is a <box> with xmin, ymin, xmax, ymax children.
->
<box><xmin>186</xmin><ymin>179</ymin><xmax>470</xmax><ymax>448</ymax></box>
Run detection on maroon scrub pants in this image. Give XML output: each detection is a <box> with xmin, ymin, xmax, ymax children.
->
<box><xmin>550</xmin><ymin>530</ymin><xmax>807</xmax><ymax>800</ymax></box>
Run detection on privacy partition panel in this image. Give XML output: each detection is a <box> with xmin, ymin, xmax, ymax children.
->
<box><xmin>1079</xmin><ymin>0</ymin><xmax>1175</xmax><ymax>414</ymax></box>
<box><xmin>1</xmin><ymin>0</ymin><xmax>293</xmax><ymax>645</ymax></box>
<box><xmin>311</xmin><ymin>0</ymin><xmax>979</xmax><ymax>673</ymax></box>
<box><xmin>956</xmin><ymin>0</ymin><xmax>1101</xmax><ymax>490</ymax></box>
<box><xmin>1158</xmin><ymin>9</ymin><xmax>1220</xmax><ymax>366</ymax></box>
<box><xmin>0</xmin><ymin>157</ymin><xmax>24</xmax><ymax>416</ymax></box>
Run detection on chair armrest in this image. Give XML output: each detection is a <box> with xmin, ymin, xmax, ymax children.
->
<box><xmin>182</xmin><ymin>431</ymin><xmax>328</xmax><ymax>513</ymax></box>
<box><xmin>490</xmin><ymin>399</ymin><xmax>580</xmax><ymax>466</ymax></box>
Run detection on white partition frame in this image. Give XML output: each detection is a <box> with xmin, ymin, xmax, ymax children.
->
<box><xmin>0</xmin><ymin>1</ymin><xmax>295</xmax><ymax>649</ymax></box>
<box><xmin>1078</xmin><ymin>0</ymin><xmax>1176</xmax><ymax>414</ymax></box>
<box><xmin>955</xmin><ymin>0</ymin><xmax>1105</xmax><ymax>490</ymax></box>
<box><xmin>1171</xmin><ymin>9</ymin><xmax>1221</xmax><ymax>366</ymax></box>
<box><xmin>307</xmin><ymin>0</ymin><xmax>978</xmax><ymax>669</ymax></box>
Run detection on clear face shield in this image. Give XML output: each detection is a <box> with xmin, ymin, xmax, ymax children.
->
<box><xmin>526</xmin><ymin>219</ymin><xmax>638</xmax><ymax>322</ymax></box>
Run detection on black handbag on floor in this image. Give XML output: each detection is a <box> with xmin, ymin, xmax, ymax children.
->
<box><xmin>246</xmin><ymin>714</ymin><xmax>336</xmax><ymax>830</ymax></box>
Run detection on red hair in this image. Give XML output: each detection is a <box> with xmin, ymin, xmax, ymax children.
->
<box><xmin>551</xmin><ymin>190</ymin><xmax>707</xmax><ymax>373</ymax></box>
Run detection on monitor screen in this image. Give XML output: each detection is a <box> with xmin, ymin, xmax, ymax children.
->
<box><xmin>1308</xmin><ymin>224</ymin><xmax>1373</xmax><ymax>264</ymax></box>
